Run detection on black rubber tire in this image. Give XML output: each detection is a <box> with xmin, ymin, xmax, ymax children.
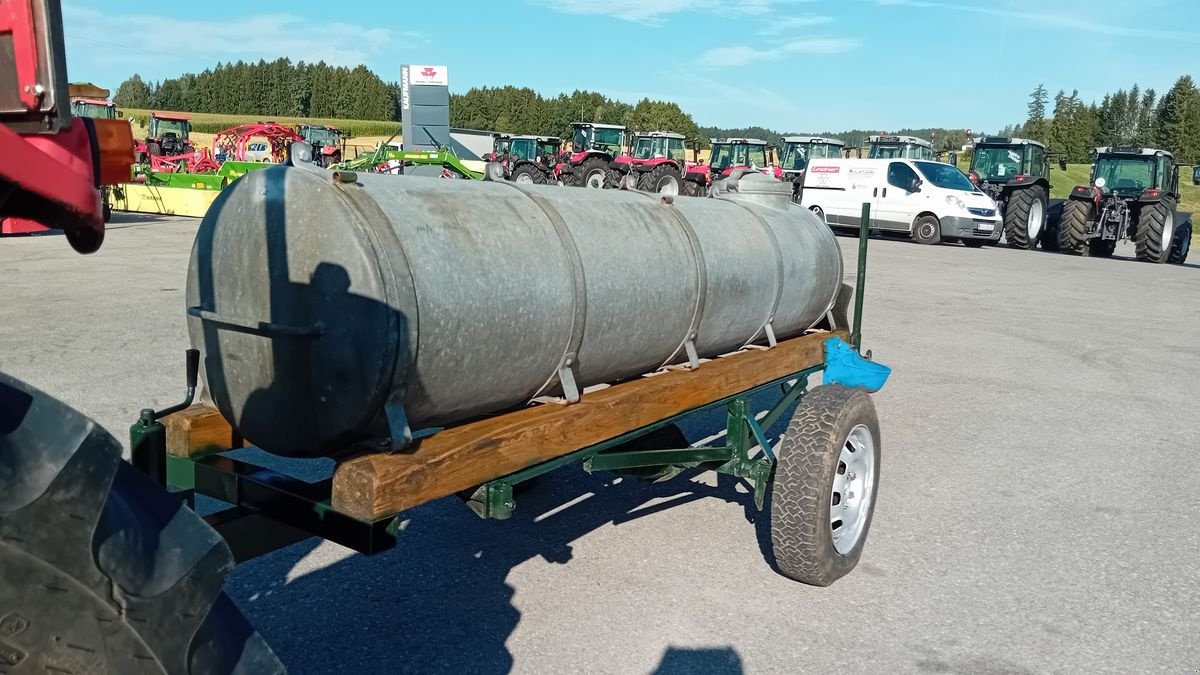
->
<box><xmin>146</xmin><ymin>141</ymin><xmax>161</xmax><ymax>158</ymax></box>
<box><xmin>580</xmin><ymin>158</ymin><xmax>608</xmax><ymax>189</ymax></box>
<box><xmin>1168</xmin><ymin>221</ymin><xmax>1192</xmax><ymax>264</ymax></box>
<box><xmin>510</xmin><ymin>164</ymin><xmax>540</xmax><ymax>185</ymax></box>
<box><xmin>1003</xmin><ymin>185</ymin><xmax>1046</xmax><ymax>250</ymax></box>
<box><xmin>102</xmin><ymin>202</ymin><xmax>112</xmax><ymax>223</ymax></box>
<box><xmin>0</xmin><ymin>374</ymin><xmax>283</xmax><ymax>674</ymax></box>
<box><xmin>911</xmin><ymin>214</ymin><xmax>941</xmax><ymax>245</ymax></box>
<box><xmin>1057</xmin><ymin>199</ymin><xmax>1092</xmax><ymax>255</ymax></box>
<box><xmin>809</xmin><ymin>205</ymin><xmax>826</xmax><ymax>224</ymax></box>
<box><xmin>681</xmin><ymin>179</ymin><xmax>703</xmax><ymax>197</ymax></box>
<box><xmin>1134</xmin><ymin>198</ymin><xmax>1176</xmax><ymax>263</ymax></box>
<box><xmin>770</xmin><ymin>385</ymin><xmax>881</xmax><ymax>586</ymax></box>
<box><xmin>647</xmin><ymin>165</ymin><xmax>682</xmax><ymax>196</ymax></box>
<box><xmin>1088</xmin><ymin>239</ymin><xmax>1116</xmax><ymax>258</ymax></box>
<box><xmin>961</xmin><ymin>239</ymin><xmax>986</xmax><ymax>248</ymax></box>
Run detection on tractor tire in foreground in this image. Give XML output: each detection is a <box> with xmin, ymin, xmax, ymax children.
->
<box><xmin>0</xmin><ymin>374</ymin><xmax>283</xmax><ymax>674</ymax></box>
<box><xmin>1135</xmin><ymin>199</ymin><xmax>1176</xmax><ymax>263</ymax></box>
<box><xmin>1168</xmin><ymin>221</ymin><xmax>1192</xmax><ymax>264</ymax></box>
<box><xmin>770</xmin><ymin>385</ymin><xmax>880</xmax><ymax>586</ymax></box>
<box><xmin>1003</xmin><ymin>185</ymin><xmax>1046</xmax><ymax>250</ymax></box>
<box><xmin>1057</xmin><ymin>199</ymin><xmax>1092</xmax><ymax>255</ymax></box>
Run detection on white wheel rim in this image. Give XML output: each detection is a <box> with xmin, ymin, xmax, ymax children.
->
<box><xmin>1028</xmin><ymin>199</ymin><xmax>1044</xmax><ymax>239</ymax></box>
<box><xmin>831</xmin><ymin>424</ymin><xmax>876</xmax><ymax>554</ymax></box>
<box><xmin>919</xmin><ymin>221</ymin><xmax>936</xmax><ymax>240</ymax></box>
<box><xmin>811</xmin><ymin>206</ymin><xmax>824</xmax><ymax>223</ymax></box>
<box><xmin>657</xmin><ymin>176</ymin><xmax>679</xmax><ymax>195</ymax></box>
<box><xmin>515</xmin><ymin>173</ymin><xmax>534</xmax><ymax>184</ymax></box>
<box><xmin>1161</xmin><ymin>211</ymin><xmax>1174</xmax><ymax>253</ymax></box>
<box><xmin>585</xmin><ymin>171</ymin><xmax>605</xmax><ymax>188</ymax></box>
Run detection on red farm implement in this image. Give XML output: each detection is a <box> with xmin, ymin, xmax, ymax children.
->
<box><xmin>214</xmin><ymin>122</ymin><xmax>303</xmax><ymax>164</ymax></box>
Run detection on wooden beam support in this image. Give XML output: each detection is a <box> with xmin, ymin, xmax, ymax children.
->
<box><xmin>163</xmin><ymin>403</ymin><xmax>237</xmax><ymax>457</ymax></box>
<box><xmin>332</xmin><ymin>330</ymin><xmax>843</xmax><ymax>521</ymax></box>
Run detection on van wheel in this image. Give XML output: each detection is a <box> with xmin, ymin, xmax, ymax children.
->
<box><xmin>809</xmin><ymin>205</ymin><xmax>826</xmax><ymax>224</ymax></box>
<box><xmin>912</xmin><ymin>215</ymin><xmax>941</xmax><ymax>245</ymax></box>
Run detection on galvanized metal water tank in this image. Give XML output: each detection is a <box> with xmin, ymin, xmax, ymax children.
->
<box><xmin>185</xmin><ymin>167</ymin><xmax>843</xmax><ymax>457</ymax></box>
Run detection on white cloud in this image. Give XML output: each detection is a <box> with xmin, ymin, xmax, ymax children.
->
<box><xmin>532</xmin><ymin>0</ymin><xmax>815</xmax><ymax>25</ymax></box>
<box><xmin>62</xmin><ymin>4</ymin><xmax>426</xmax><ymax>72</ymax></box>
<box><xmin>698</xmin><ymin>37</ymin><xmax>859</xmax><ymax>67</ymax></box>
<box><xmin>759</xmin><ymin>14</ymin><xmax>835</xmax><ymax>35</ymax></box>
<box><xmin>873</xmin><ymin>0</ymin><xmax>1200</xmax><ymax>43</ymax></box>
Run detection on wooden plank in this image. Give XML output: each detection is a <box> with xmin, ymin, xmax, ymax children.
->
<box><xmin>164</xmin><ymin>403</ymin><xmax>237</xmax><ymax>457</ymax></box>
<box><xmin>332</xmin><ymin>329</ymin><xmax>844</xmax><ymax>521</ymax></box>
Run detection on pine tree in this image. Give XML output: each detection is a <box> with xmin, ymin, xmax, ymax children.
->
<box><xmin>113</xmin><ymin>75</ymin><xmax>153</xmax><ymax>109</ymax></box>
<box><xmin>1024</xmin><ymin>84</ymin><xmax>1049</xmax><ymax>143</ymax></box>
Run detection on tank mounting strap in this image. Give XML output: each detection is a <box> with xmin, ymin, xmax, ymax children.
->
<box><xmin>186</xmin><ymin>306</ymin><xmax>322</xmax><ymax>338</ymax></box>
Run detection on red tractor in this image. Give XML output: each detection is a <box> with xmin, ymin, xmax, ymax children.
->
<box><xmin>611</xmin><ymin>131</ymin><xmax>708</xmax><ymax>197</ymax></box>
<box><xmin>482</xmin><ymin>133</ymin><xmax>512</xmax><ymax>162</ymax></box>
<box><xmin>557</xmin><ymin>122</ymin><xmax>625</xmax><ymax>188</ymax></box>
<box><xmin>486</xmin><ymin>135</ymin><xmax>562</xmax><ymax>184</ymax></box>
<box><xmin>134</xmin><ymin>112</ymin><xmax>194</xmax><ymax>163</ymax></box>
<box><xmin>297</xmin><ymin>124</ymin><xmax>347</xmax><ymax>168</ymax></box>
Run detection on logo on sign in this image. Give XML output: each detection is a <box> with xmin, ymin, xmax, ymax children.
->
<box><xmin>811</xmin><ymin>166</ymin><xmax>841</xmax><ymax>174</ymax></box>
<box><xmin>409</xmin><ymin>64</ymin><xmax>448</xmax><ymax>86</ymax></box>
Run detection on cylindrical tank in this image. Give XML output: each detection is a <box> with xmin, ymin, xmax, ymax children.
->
<box><xmin>185</xmin><ymin>167</ymin><xmax>843</xmax><ymax>457</ymax></box>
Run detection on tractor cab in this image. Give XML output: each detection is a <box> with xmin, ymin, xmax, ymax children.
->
<box><xmin>70</xmin><ymin>98</ymin><xmax>117</xmax><ymax>120</ymax></box>
<box><xmin>779</xmin><ymin>136</ymin><xmax>845</xmax><ymax>176</ymax></box>
<box><xmin>969</xmin><ymin>137</ymin><xmax>1050</xmax><ymax>188</ymax></box>
<box><xmin>868</xmin><ymin>135</ymin><xmax>933</xmax><ymax>160</ymax></box>
<box><xmin>486</xmin><ymin>134</ymin><xmax>512</xmax><ymax>161</ymax></box>
<box><xmin>299</xmin><ymin>124</ymin><xmax>342</xmax><ymax>148</ymax></box>
<box><xmin>709</xmin><ymin>138</ymin><xmax>769</xmax><ymax>176</ymax></box>
<box><xmin>1087</xmin><ymin>147</ymin><xmax>1175</xmax><ymax>197</ymax></box>
<box><xmin>570</xmin><ymin>122</ymin><xmax>625</xmax><ymax>155</ymax></box>
<box><xmin>630</xmin><ymin>132</ymin><xmax>687</xmax><ymax>161</ymax></box>
<box><xmin>537</xmin><ymin>137</ymin><xmax>562</xmax><ymax>162</ymax></box>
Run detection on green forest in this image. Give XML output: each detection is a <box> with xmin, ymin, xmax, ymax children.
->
<box><xmin>113</xmin><ymin>60</ymin><xmax>1200</xmax><ymax>163</ymax></box>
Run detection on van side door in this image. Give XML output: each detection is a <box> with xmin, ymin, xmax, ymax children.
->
<box><xmin>875</xmin><ymin>161</ymin><xmax>924</xmax><ymax>231</ymax></box>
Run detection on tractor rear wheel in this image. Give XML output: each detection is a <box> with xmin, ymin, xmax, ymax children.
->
<box><xmin>510</xmin><ymin>164</ymin><xmax>540</xmax><ymax>185</ymax></box>
<box><xmin>1057</xmin><ymin>199</ymin><xmax>1092</xmax><ymax>255</ymax></box>
<box><xmin>770</xmin><ymin>385</ymin><xmax>880</xmax><ymax>586</ymax></box>
<box><xmin>1135</xmin><ymin>198</ymin><xmax>1176</xmax><ymax>263</ymax></box>
<box><xmin>0</xmin><ymin>374</ymin><xmax>283</xmax><ymax>674</ymax></box>
<box><xmin>580</xmin><ymin>158</ymin><xmax>608</xmax><ymax>189</ymax></box>
<box><xmin>647</xmin><ymin>165</ymin><xmax>682</xmax><ymax>196</ymax></box>
<box><xmin>146</xmin><ymin>141</ymin><xmax>161</xmax><ymax>157</ymax></box>
<box><xmin>1168</xmin><ymin>220</ymin><xmax>1192</xmax><ymax>264</ymax></box>
<box><xmin>1003</xmin><ymin>185</ymin><xmax>1046</xmax><ymax>250</ymax></box>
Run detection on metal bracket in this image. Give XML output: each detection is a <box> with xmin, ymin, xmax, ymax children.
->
<box><xmin>465</xmin><ymin>481</ymin><xmax>515</xmax><ymax>520</ymax></box>
<box><xmin>684</xmin><ymin>337</ymin><xmax>700</xmax><ymax>370</ymax></box>
<box><xmin>384</xmin><ymin>400</ymin><xmax>412</xmax><ymax>450</ymax></box>
<box><xmin>559</xmin><ymin>353</ymin><xmax>581</xmax><ymax>403</ymax></box>
<box><xmin>763</xmin><ymin>322</ymin><xmax>778</xmax><ymax>348</ymax></box>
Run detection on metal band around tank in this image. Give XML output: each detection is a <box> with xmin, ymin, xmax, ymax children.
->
<box><xmin>637</xmin><ymin>194</ymin><xmax>707</xmax><ymax>370</ymax></box>
<box><xmin>724</xmin><ymin>198</ymin><xmax>786</xmax><ymax>348</ymax></box>
<box><xmin>333</xmin><ymin>178</ymin><xmax>420</xmax><ymax>447</ymax></box>
<box><xmin>506</xmin><ymin>185</ymin><xmax>590</xmax><ymax>403</ymax></box>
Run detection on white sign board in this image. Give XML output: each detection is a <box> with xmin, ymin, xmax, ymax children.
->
<box><xmin>409</xmin><ymin>65</ymin><xmax>448</xmax><ymax>87</ymax></box>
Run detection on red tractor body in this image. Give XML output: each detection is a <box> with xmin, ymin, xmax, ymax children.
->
<box><xmin>612</xmin><ymin>131</ymin><xmax>707</xmax><ymax>196</ymax></box>
<box><xmin>557</xmin><ymin>122</ymin><xmax>625</xmax><ymax>188</ymax></box>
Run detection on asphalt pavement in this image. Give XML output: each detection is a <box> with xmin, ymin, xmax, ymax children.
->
<box><xmin>1</xmin><ymin>214</ymin><xmax>1198</xmax><ymax>674</ymax></box>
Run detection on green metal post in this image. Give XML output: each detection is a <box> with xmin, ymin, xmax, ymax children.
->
<box><xmin>851</xmin><ymin>202</ymin><xmax>871</xmax><ymax>350</ymax></box>
<box><xmin>130</xmin><ymin>409</ymin><xmax>167</xmax><ymax>486</ymax></box>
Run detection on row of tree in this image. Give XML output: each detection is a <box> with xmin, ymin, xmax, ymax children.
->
<box><xmin>114</xmin><ymin>59</ymin><xmax>398</xmax><ymax>121</ymax></box>
<box><xmin>1003</xmin><ymin>76</ymin><xmax>1200</xmax><ymax>164</ymax></box>
<box><xmin>113</xmin><ymin>60</ymin><xmax>1200</xmax><ymax>163</ymax></box>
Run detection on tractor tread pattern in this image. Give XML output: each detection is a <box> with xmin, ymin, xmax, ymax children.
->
<box><xmin>0</xmin><ymin>374</ymin><xmax>284</xmax><ymax>674</ymax></box>
<box><xmin>1003</xmin><ymin>185</ymin><xmax>1045</xmax><ymax>250</ymax></box>
<box><xmin>648</xmin><ymin>164</ymin><xmax>682</xmax><ymax>195</ymax></box>
<box><xmin>1134</xmin><ymin>198</ymin><xmax>1175</xmax><ymax>263</ymax></box>
<box><xmin>770</xmin><ymin>384</ymin><xmax>880</xmax><ymax>587</ymax></box>
<box><xmin>1168</xmin><ymin>221</ymin><xmax>1192</xmax><ymax>264</ymax></box>
<box><xmin>1057</xmin><ymin>199</ymin><xmax>1092</xmax><ymax>255</ymax></box>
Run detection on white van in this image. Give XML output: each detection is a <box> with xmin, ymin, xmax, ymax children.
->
<box><xmin>799</xmin><ymin>158</ymin><xmax>1002</xmax><ymax>246</ymax></box>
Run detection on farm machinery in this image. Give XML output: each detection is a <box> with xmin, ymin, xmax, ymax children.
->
<box><xmin>707</xmin><ymin>137</ymin><xmax>772</xmax><ymax>182</ymax></box>
<box><xmin>1057</xmin><ymin>146</ymin><xmax>1191</xmax><ymax>263</ymax></box>
<box><xmin>967</xmin><ymin>136</ymin><xmax>1063</xmax><ymax>250</ymax></box>
<box><xmin>867</xmin><ymin>135</ymin><xmax>933</xmax><ymax>160</ymax></box>
<box><xmin>483</xmin><ymin>133</ymin><xmax>512</xmax><ymax>161</ymax></box>
<box><xmin>213</xmin><ymin>122</ymin><xmax>302</xmax><ymax>164</ymax></box>
<box><xmin>68</xmin><ymin>83</ymin><xmax>118</xmax><ymax>120</ymax></box>
<box><xmin>333</xmin><ymin>142</ymin><xmax>483</xmax><ymax>179</ymax></box>
<box><xmin>297</xmin><ymin>123</ymin><xmax>347</xmax><ymax>167</ymax></box>
<box><xmin>485</xmin><ymin>134</ymin><xmax>562</xmax><ymax>184</ymax></box>
<box><xmin>134</xmin><ymin>112</ymin><xmax>194</xmax><ymax>162</ymax></box>
<box><xmin>558</xmin><ymin>122</ymin><xmax>625</xmax><ymax>188</ymax></box>
<box><xmin>779</xmin><ymin>136</ymin><xmax>845</xmax><ymax>202</ymax></box>
<box><xmin>610</xmin><ymin>131</ymin><xmax>708</xmax><ymax>197</ymax></box>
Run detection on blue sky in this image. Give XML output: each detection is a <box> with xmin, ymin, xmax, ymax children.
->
<box><xmin>64</xmin><ymin>0</ymin><xmax>1199</xmax><ymax>132</ymax></box>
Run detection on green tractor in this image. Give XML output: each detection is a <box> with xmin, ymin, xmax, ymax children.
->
<box><xmin>1058</xmin><ymin>147</ymin><xmax>1191</xmax><ymax>263</ymax></box>
<box><xmin>967</xmin><ymin>137</ymin><xmax>1061</xmax><ymax>250</ymax></box>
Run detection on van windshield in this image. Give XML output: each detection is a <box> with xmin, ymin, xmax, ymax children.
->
<box><xmin>914</xmin><ymin>161</ymin><xmax>975</xmax><ymax>191</ymax></box>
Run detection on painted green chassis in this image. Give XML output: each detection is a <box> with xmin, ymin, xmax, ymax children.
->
<box><xmin>130</xmin><ymin>205</ymin><xmax>873</xmax><ymax>563</ymax></box>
